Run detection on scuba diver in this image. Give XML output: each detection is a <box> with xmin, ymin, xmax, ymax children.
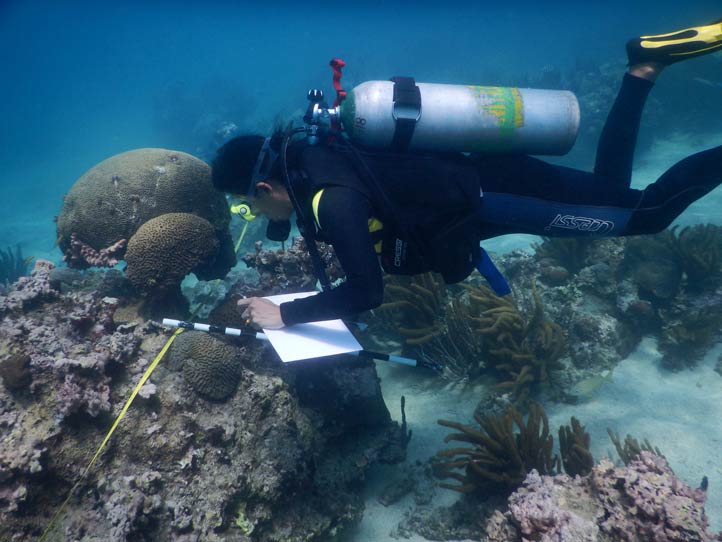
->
<box><xmin>211</xmin><ymin>18</ymin><xmax>722</xmax><ymax>330</ymax></box>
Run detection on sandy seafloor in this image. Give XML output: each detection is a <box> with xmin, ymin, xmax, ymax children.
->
<box><xmin>339</xmin><ymin>338</ymin><xmax>722</xmax><ymax>541</ymax></box>
<box><xmin>3</xmin><ymin>134</ymin><xmax>722</xmax><ymax>540</ymax></box>
<box><xmin>342</xmin><ymin>133</ymin><xmax>722</xmax><ymax>541</ymax></box>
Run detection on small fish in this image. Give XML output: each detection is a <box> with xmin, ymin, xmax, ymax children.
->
<box><xmin>22</xmin><ymin>256</ymin><xmax>34</xmax><ymax>266</ymax></box>
<box><xmin>570</xmin><ymin>368</ymin><xmax>614</xmax><ymax>400</ymax></box>
<box><xmin>693</xmin><ymin>77</ymin><xmax>722</xmax><ymax>89</ymax></box>
<box><xmin>53</xmin><ymin>235</ymin><xmax>64</xmax><ymax>248</ymax></box>
<box><xmin>351</xmin><ymin>321</ymin><xmax>369</xmax><ymax>331</ymax></box>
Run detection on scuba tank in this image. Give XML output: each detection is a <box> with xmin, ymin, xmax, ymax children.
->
<box><xmin>308</xmin><ymin>76</ymin><xmax>580</xmax><ymax>155</ymax></box>
<box><xmin>283</xmin><ymin>61</ymin><xmax>582</xmax><ymax>294</ymax></box>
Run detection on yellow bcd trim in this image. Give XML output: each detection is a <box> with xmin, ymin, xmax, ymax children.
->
<box><xmin>311</xmin><ymin>189</ymin><xmax>324</xmax><ymax>229</ymax></box>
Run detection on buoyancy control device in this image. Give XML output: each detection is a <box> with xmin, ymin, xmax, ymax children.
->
<box><xmin>277</xmin><ymin>59</ymin><xmax>583</xmax><ymax>295</ymax></box>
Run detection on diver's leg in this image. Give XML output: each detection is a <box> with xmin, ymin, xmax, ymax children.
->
<box><xmin>623</xmin><ymin>145</ymin><xmax>722</xmax><ymax>235</ymax></box>
<box><xmin>593</xmin><ymin>73</ymin><xmax>654</xmax><ymax>187</ymax></box>
<box><xmin>478</xmin><ymin>145</ymin><xmax>722</xmax><ymax>239</ymax></box>
<box><xmin>593</xmin><ymin>18</ymin><xmax>722</xmax><ymax>186</ymax></box>
<box><xmin>479</xmin><ymin>192</ymin><xmax>637</xmax><ymax>239</ymax></box>
<box><xmin>476</xmin><ymin>155</ymin><xmax>640</xmax><ymax>238</ymax></box>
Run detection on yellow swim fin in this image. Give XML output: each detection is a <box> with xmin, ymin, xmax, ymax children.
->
<box><xmin>627</xmin><ymin>18</ymin><xmax>722</xmax><ymax>65</ymax></box>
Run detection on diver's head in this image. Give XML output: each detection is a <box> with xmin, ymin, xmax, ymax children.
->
<box><xmin>212</xmin><ymin>134</ymin><xmax>272</xmax><ymax>195</ymax></box>
<box><xmin>211</xmin><ymin>133</ymin><xmax>293</xmax><ymax>222</ymax></box>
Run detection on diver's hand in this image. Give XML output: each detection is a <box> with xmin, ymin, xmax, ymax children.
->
<box><xmin>237</xmin><ymin>297</ymin><xmax>285</xmax><ymax>329</ymax></box>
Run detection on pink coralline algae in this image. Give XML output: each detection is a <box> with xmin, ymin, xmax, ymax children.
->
<box><xmin>0</xmin><ymin>258</ymin><xmax>58</xmax><ymax>313</ymax></box>
<box><xmin>486</xmin><ymin>452</ymin><xmax>722</xmax><ymax>542</ymax></box>
<box><xmin>241</xmin><ymin>238</ymin><xmax>343</xmax><ymax>295</ymax></box>
<box><xmin>64</xmin><ymin>233</ymin><xmax>126</xmax><ymax>269</ymax></box>
<box><xmin>56</xmin><ymin>373</ymin><xmax>111</xmax><ymax>418</ymax></box>
<box><xmin>593</xmin><ymin>452</ymin><xmax>715</xmax><ymax>542</ymax></box>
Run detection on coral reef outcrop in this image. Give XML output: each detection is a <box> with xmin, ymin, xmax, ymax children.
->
<box><xmin>485</xmin><ymin>452</ymin><xmax>718</xmax><ymax>542</ymax></box>
<box><xmin>56</xmin><ymin>148</ymin><xmax>235</xmax><ymax>273</ymax></box>
<box><xmin>0</xmin><ymin>261</ymin><xmax>407</xmax><ymax>542</ymax></box>
<box><xmin>167</xmin><ymin>331</ymin><xmax>245</xmax><ymax>401</ymax></box>
<box><xmin>124</xmin><ymin>212</ymin><xmax>221</xmax><ymax>293</ymax></box>
<box><xmin>241</xmin><ymin>237</ymin><xmax>343</xmax><ymax>295</ymax></box>
<box><xmin>0</xmin><ymin>258</ymin><xmax>59</xmax><ymax>313</ymax></box>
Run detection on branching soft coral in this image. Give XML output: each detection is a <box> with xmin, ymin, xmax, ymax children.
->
<box><xmin>435</xmin><ymin>403</ymin><xmax>558</xmax><ymax>493</ymax></box>
<box><xmin>374</xmin><ymin>273</ymin><xmax>448</xmax><ymax>346</ymax></box>
<box><xmin>466</xmin><ymin>281</ymin><xmax>565</xmax><ymax>400</ymax></box>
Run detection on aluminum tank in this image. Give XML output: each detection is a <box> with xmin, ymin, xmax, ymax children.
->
<box><xmin>339</xmin><ymin>81</ymin><xmax>580</xmax><ymax>155</ymax></box>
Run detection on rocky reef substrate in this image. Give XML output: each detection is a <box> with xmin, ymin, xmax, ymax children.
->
<box><xmin>0</xmin><ymin>260</ymin><xmax>408</xmax><ymax>541</ymax></box>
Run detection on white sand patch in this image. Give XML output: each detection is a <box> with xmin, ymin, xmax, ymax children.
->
<box><xmin>547</xmin><ymin>337</ymin><xmax>722</xmax><ymax>533</ymax></box>
<box><xmin>340</xmin><ymin>363</ymin><xmax>487</xmax><ymax>542</ymax></box>
<box><xmin>344</xmin><ymin>338</ymin><xmax>722</xmax><ymax>541</ymax></box>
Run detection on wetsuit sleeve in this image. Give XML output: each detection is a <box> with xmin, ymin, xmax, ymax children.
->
<box><xmin>279</xmin><ymin>187</ymin><xmax>384</xmax><ymax>326</ymax></box>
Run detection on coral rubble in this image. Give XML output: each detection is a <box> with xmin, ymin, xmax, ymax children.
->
<box><xmin>241</xmin><ymin>237</ymin><xmax>343</xmax><ymax>295</ymax></box>
<box><xmin>0</xmin><ymin>260</ymin><xmax>407</xmax><ymax>541</ymax></box>
<box><xmin>486</xmin><ymin>452</ymin><xmax>718</xmax><ymax>542</ymax></box>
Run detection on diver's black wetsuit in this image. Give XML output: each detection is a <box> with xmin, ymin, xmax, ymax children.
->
<box><xmin>279</xmin><ymin>73</ymin><xmax>722</xmax><ymax>326</ymax></box>
<box><xmin>476</xmin><ymin>74</ymin><xmax>722</xmax><ymax>239</ymax></box>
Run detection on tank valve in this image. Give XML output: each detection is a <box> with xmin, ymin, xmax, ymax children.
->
<box><xmin>304</xmin><ymin>89</ymin><xmax>339</xmax><ymax>144</ymax></box>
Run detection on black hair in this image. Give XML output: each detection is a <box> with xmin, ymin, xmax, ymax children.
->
<box><xmin>211</xmin><ymin>131</ymin><xmax>287</xmax><ymax>195</ymax></box>
<box><xmin>211</xmin><ymin>135</ymin><xmax>266</xmax><ymax>195</ymax></box>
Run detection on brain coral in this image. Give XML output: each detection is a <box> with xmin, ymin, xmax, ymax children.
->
<box><xmin>168</xmin><ymin>331</ymin><xmax>244</xmax><ymax>401</ymax></box>
<box><xmin>56</xmin><ymin>148</ymin><xmax>235</xmax><ymax>274</ymax></box>
<box><xmin>124</xmin><ymin>213</ymin><xmax>219</xmax><ymax>293</ymax></box>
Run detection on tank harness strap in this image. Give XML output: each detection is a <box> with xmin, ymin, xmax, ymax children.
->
<box><xmin>280</xmin><ymin>127</ymin><xmax>332</xmax><ymax>291</ymax></box>
<box><xmin>390</xmin><ymin>76</ymin><xmax>421</xmax><ymax>152</ymax></box>
<box><xmin>475</xmin><ymin>248</ymin><xmax>512</xmax><ymax>296</ymax></box>
<box><xmin>298</xmin><ymin>216</ymin><xmax>332</xmax><ymax>291</ymax></box>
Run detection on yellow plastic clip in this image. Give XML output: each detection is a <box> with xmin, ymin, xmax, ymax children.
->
<box><xmin>230</xmin><ymin>202</ymin><xmax>256</xmax><ymax>221</ymax></box>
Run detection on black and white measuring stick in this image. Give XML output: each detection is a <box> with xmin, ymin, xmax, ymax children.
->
<box><xmin>163</xmin><ymin>318</ymin><xmax>265</xmax><ymax>340</ymax></box>
<box><xmin>161</xmin><ymin>318</ymin><xmax>440</xmax><ymax>371</ymax></box>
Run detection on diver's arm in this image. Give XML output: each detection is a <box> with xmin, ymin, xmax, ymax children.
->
<box><xmin>279</xmin><ymin>187</ymin><xmax>384</xmax><ymax>326</ymax></box>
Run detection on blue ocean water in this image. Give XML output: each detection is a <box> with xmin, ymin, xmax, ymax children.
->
<box><xmin>3</xmin><ymin>2</ymin><xmax>722</xmax><ymax>540</ymax></box>
<box><xmin>1</xmin><ymin>0</ymin><xmax>721</xmax><ymax>261</ymax></box>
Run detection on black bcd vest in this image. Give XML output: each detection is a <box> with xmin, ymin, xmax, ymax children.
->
<box><xmin>294</xmin><ymin>142</ymin><xmax>483</xmax><ymax>284</ymax></box>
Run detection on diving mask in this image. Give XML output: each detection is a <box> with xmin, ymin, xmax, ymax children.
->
<box><xmin>250</xmin><ymin>136</ymin><xmax>279</xmax><ymax>185</ymax></box>
<box><xmin>251</xmin><ymin>136</ymin><xmax>291</xmax><ymax>242</ymax></box>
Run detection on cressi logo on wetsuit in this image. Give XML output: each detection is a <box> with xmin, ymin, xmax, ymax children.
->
<box><xmin>393</xmin><ymin>238</ymin><xmax>404</xmax><ymax>267</ymax></box>
<box><xmin>546</xmin><ymin>214</ymin><xmax>615</xmax><ymax>234</ymax></box>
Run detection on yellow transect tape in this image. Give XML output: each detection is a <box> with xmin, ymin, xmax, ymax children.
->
<box><xmin>42</xmin><ymin>200</ymin><xmax>247</xmax><ymax>538</ymax></box>
<box><xmin>234</xmin><ymin>221</ymin><xmax>249</xmax><ymax>253</ymax></box>
<box><xmin>39</xmin><ymin>328</ymin><xmax>185</xmax><ymax>540</ymax></box>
